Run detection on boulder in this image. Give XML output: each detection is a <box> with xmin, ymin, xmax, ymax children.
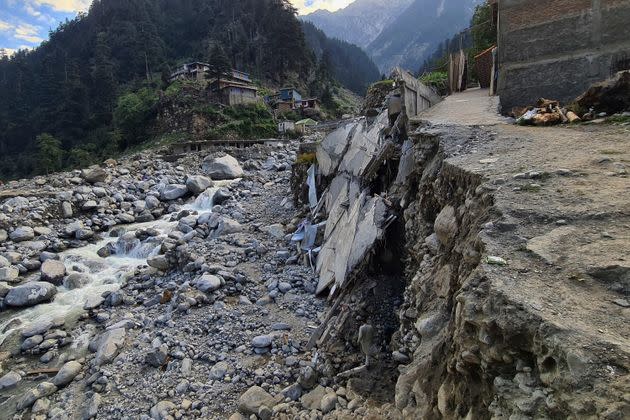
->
<box><xmin>10</xmin><ymin>226</ymin><xmax>35</xmax><ymax>242</ymax></box>
<box><xmin>212</xmin><ymin>187</ymin><xmax>232</xmax><ymax>204</ymax></box>
<box><xmin>92</xmin><ymin>328</ymin><xmax>126</xmax><ymax>366</ymax></box>
<box><xmin>434</xmin><ymin>206</ymin><xmax>458</xmax><ymax>247</ymax></box>
<box><xmin>61</xmin><ymin>201</ymin><xmax>73</xmax><ymax>218</ymax></box>
<box><xmin>5</xmin><ymin>282</ymin><xmax>57</xmax><ymax>307</ymax></box>
<box><xmin>0</xmin><ymin>229</ymin><xmax>6</xmax><ymax>242</ymax></box>
<box><xmin>202</xmin><ymin>154</ymin><xmax>244</xmax><ymax>180</ymax></box>
<box><xmin>147</xmin><ymin>255</ymin><xmax>171</xmax><ymax>271</ymax></box>
<box><xmin>41</xmin><ymin>260</ymin><xmax>66</xmax><ymax>285</ymax></box>
<box><xmin>196</xmin><ymin>274</ymin><xmax>222</xmax><ymax>293</ymax></box>
<box><xmin>146</xmin><ymin>344</ymin><xmax>168</xmax><ymax>367</ymax></box>
<box><xmin>300</xmin><ymin>385</ymin><xmax>327</xmax><ymax>410</ymax></box>
<box><xmin>185</xmin><ymin>175</ymin><xmax>213</xmax><ymax>195</ymax></box>
<box><xmin>63</xmin><ymin>272</ymin><xmax>91</xmax><ymax>290</ymax></box>
<box><xmin>238</xmin><ymin>386</ymin><xmax>275</xmax><ymax>415</ymax></box>
<box><xmin>161</xmin><ymin>184</ymin><xmax>188</xmax><ymax>201</ymax></box>
<box><xmin>150</xmin><ymin>400</ymin><xmax>176</xmax><ymax>420</ymax></box>
<box><xmin>51</xmin><ymin>361</ymin><xmax>82</xmax><ymax>387</ymax></box>
<box><xmin>0</xmin><ymin>371</ymin><xmax>21</xmax><ymax>391</ymax></box>
<box><xmin>81</xmin><ymin>167</ymin><xmax>109</xmax><ymax>184</ymax></box>
<box><xmin>0</xmin><ymin>266</ymin><xmax>19</xmax><ymax>283</ymax></box>
<box><xmin>252</xmin><ymin>335</ymin><xmax>272</xmax><ymax>348</ymax></box>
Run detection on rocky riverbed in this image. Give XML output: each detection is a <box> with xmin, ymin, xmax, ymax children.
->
<box><xmin>0</xmin><ymin>142</ymin><xmax>365</xmax><ymax>419</ymax></box>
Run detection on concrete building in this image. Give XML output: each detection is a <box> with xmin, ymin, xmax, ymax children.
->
<box><xmin>494</xmin><ymin>0</ymin><xmax>630</xmax><ymax>109</ymax></box>
<box><xmin>169</xmin><ymin>62</ymin><xmax>210</xmax><ymax>82</ymax></box>
<box><xmin>214</xmin><ymin>80</ymin><xmax>258</xmax><ymax>106</ymax></box>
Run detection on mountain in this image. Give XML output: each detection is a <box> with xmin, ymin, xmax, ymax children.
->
<box><xmin>301</xmin><ymin>0</ymin><xmax>413</xmax><ymax>49</ymax></box>
<box><xmin>303</xmin><ymin>0</ymin><xmax>481</xmax><ymax>73</ymax></box>
<box><xmin>0</xmin><ymin>0</ymin><xmax>347</xmax><ymax>179</ymax></box>
<box><xmin>368</xmin><ymin>0</ymin><xmax>482</xmax><ymax>73</ymax></box>
<box><xmin>302</xmin><ymin>22</ymin><xmax>380</xmax><ymax>95</ymax></box>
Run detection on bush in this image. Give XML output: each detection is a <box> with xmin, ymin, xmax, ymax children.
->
<box><xmin>420</xmin><ymin>72</ymin><xmax>448</xmax><ymax>96</ymax></box>
<box><xmin>36</xmin><ymin>133</ymin><xmax>63</xmax><ymax>174</ymax></box>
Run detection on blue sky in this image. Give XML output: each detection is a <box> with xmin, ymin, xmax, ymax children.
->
<box><xmin>0</xmin><ymin>0</ymin><xmax>353</xmax><ymax>56</ymax></box>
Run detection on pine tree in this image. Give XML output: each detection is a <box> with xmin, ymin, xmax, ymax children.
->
<box><xmin>207</xmin><ymin>43</ymin><xmax>232</xmax><ymax>85</ymax></box>
<box><xmin>92</xmin><ymin>32</ymin><xmax>117</xmax><ymax>125</ymax></box>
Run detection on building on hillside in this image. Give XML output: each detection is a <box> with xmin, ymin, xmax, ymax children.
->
<box><xmin>214</xmin><ymin>80</ymin><xmax>259</xmax><ymax>106</ymax></box>
<box><xmin>279</xmin><ymin>88</ymin><xmax>302</xmax><ymax>103</ymax></box>
<box><xmin>169</xmin><ymin>62</ymin><xmax>210</xmax><ymax>82</ymax></box>
<box><xmin>300</xmin><ymin>98</ymin><xmax>321</xmax><ymax>112</ymax></box>
<box><xmin>295</xmin><ymin>118</ymin><xmax>317</xmax><ymax>134</ymax></box>
<box><xmin>278</xmin><ymin>121</ymin><xmax>296</xmax><ymax>134</ymax></box>
<box><xmin>491</xmin><ymin>0</ymin><xmax>630</xmax><ymax>110</ymax></box>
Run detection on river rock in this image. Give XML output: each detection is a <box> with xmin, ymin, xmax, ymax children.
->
<box><xmin>202</xmin><ymin>154</ymin><xmax>244</xmax><ymax>180</ymax></box>
<box><xmin>252</xmin><ymin>335</ymin><xmax>272</xmax><ymax>348</ymax></box>
<box><xmin>196</xmin><ymin>274</ymin><xmax>222</xmax><ymax>293</ymax></box>
<box><xmin>60</xmin><ymin>201</ymin><xmax>73</xmax><ymax>218</ymax></box>
<box><xmin>51</xmin><ymin>360</ymin><xmax>82</xmax><ymax>387</ymax></box>
<box><xmin>41</xmin><ymin>259</ymin><xmax>66</xmax><ymax>284</ymax></box>
<box><xmin>82</xmin><ymin>167</ymin><xmax>109</xmax><ymax>183</ymax></box>
<box><xmin>92</xmin><ymin>328</ymin><xmax>126</xmax><ymax>366</ymax></box>
<box><xmin>210</xmin><ymin>361</ymin><xmax>230</xmax><ymax>380</ymax></box>
<box><xmin>10</xmin><ymin>226</ymin><xmax>35</xmax><ymax>242</ymax></box>
<box><xmin>84</xmin><ymin>393</ymin><xmax>101</xmax><ymax>419</ymax></box>
<box><xmin>0</xmin><ymin>266</ymin><xmax>19</xmax><ymax>282</ymax></box>
<box><xmin>0</xmin><ymin>255</ymin><xmax>8</xmax><ymax>268</ymax></box>
<box><xmin>21</xmin><ymin>319</ymin><xmax>53</xmax><ymax>337</ymax></box>
<box><xmin>146</xmin><ymin>344</ymin><xmax>168</xmax><ymax>367</ymax></box>
<box><xmin>21</xmin><ymin>334</ymin><xmax>43</xmax><ymax>351</ymax></box>
<box><xmin>238</xmin><ymin>386</ymin><xmax>275</xmax><ymax>415</ymax></box>
<box><xmin>147</xmin><ymin>255</ymin><xmax>171</xmax><ymax>271</ymax></box>
<box><xmin>150</xmin><ymin>400</ymin><xmax>176</xmax><ymax>420</ymax></box>
<box><xmin>300</xmin><ymin>385</ymin><xmax>327</xmax><ymax>410</ymax></box>
<box><xmin>186</xmin><ymin>175</ymin><xmax>213</xmax><ymax>194</ymax></box>
<box><xmin>16</xmin><ymin>382</ymin><xmax>57</xmax><ymax>411</ymax></box>
<box><xmin>5</xmin><ymin>282</ymin><xmax>57</xmax><ymax>307</ymax></box>
<box><xmin>161</xmin><ymin>184</ymin><xmax>188</xmax><ymax>200</ymax></box>
<box><xmin>212</xmin><ymin>188</ymin><xmax>232</xmax><ymax>205</ymax></box>
<box><xmin>63</xmin><ymin>272</ymin><xmax>91</xmax><ymax>290</ymax></box>
<box><xmin>0</xmin><ymin>371</ymin><xmax>21</xmax><ymax>391</ymax></box>
<box><xmin>145</xmin><ymin>195</ymin><xmax>160</xmax><ymax>209</ymax></box>
<box><xmin>0</xmin><ymin>229</ymin><xmax>7</xmax><ymax>242</ymax></box>
<box><xmin>0</xmin><ymin>282</ymin><xmax>12</xmax><ymax>297</ymax></box>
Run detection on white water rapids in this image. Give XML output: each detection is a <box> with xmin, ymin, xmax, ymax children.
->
<box><xmin>0</xmin><ymin>184</ymin><xmax>229</xmax><ymax>345</ymax></box>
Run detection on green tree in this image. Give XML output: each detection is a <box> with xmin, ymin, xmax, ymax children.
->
<box><xmin>113</xmin><ymin>88</ymin><xmax>158</xmax><ymax>148</ymax></box>
<box><xmin>471</xmin><ymin>3</ymin><xmax>496</xmax><ymax>55</ymax></box>
<box><xmin>92</xmin><ymin>32</ymin><xmax>117</xmax><ymax>125</ymax></box>
<box><xmin>66</xmin><ymin>146</ymin><xmax>95</xmax><ymax>169</ymax></box>
<box><xmin>207</xmin><ymin>43</ymin><xmax>232</xmax><ymax>84</ymax></box>
<box><xmin>36</xmin><ymin>133</ymin><xmax>63</xmax><ymax>174</ymax></box>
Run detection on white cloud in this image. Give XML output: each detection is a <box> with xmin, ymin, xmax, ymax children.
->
<box><xmin>30</xmin><ymin>0</ymin><xmax>92</xmax><ymax>13</ymax></box>
<box><xmin>0</xmin><ymin>20</ymin><xmax>12</xmax><ymax>32</ymax></box>
<box><xmin>291</xmin><ymin>0</ymin><xmax>354</xmax><ymax>15</ymax></box>
<box><xmin>14</xmin><ymin>23</ymin><xmax>44</xmax><ymax>43</ymax></box>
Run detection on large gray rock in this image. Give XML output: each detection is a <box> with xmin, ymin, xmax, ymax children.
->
<box><xmin>0</xmin><ymin>266</ymin><xmax>19</xmax><ymax>283</ymax></box>
<box><xmin>0</xmin><ymin>255</ymin><xmax>9</xmax><ymax>268</ymax></box>
<box><xmin>147</xmin><ymin>255</ymin><xmax>171</xmax><ymax>271</ymax></box>
<box><xmin>16</xmin><ymin>382</ymin><xmax>57</xmax><ymax>410</ymax></box>
<box><xmin>60</xmin><ymin>201</ymin><xmax>73</xmax><ymax>218</ymax></box>
<box><xmin>41</xmin><ymin>260</ymin><xmax>66</xmax><ymax>285</ymax></box>
<box><xmin>51</xmin><ymin>361</ymin><xmax>82</xmax><ymax>387</ymax></box>
<box><xmin>238</xmin><ymin>386</ymin><xmax>275</xmax><ymax>415</ymax></box>
<box><xmin>202</xmin><ymin>154</ymin><xmax>244</xmax><ymax>180</ymax></box>
<box><xmin>0</xmin><ymin>371</ymin><xmax>21</xmax><ymax>391</ymax></box>
<box><xmin>81</xmin><ymin>167</ymin><xmax>109</xmax><ymax>184</ymax></box>
<box><xmin>196</xmin><ymin>274</ymin><xmax>222</xmax><ymax>293</ymax></box>
<box><xmin>0</xmin><ymin>229</ymin><xmax>7</xmax><ymax>242</ymax></box>
<box><xmin>83</xmin><ymin>393</ymin><xmax>101</xmax><ymax>419</ymax></box>
<box><xmin>92</xmin><ymin>328</ymin><xmax>126</xmax><ymax>366</ymax></box>
<box><xmin>434</xmin><ymin>205</ymin><xmax>458</xmax><ymax>247</ymax></box>
<box><xmin>161</xmin><ymin>184</ymin><xmax>188</xmax><ymax>201</ymax></box>
<box><xmin>63</xmin><ymin>272</ymin><xmax>91</xmax><ymax>290</ymax></box>
<box><xmin>185</xmin><ymin>175</ymin><xmax>213</xmax><ymax>194</ymax></box>
<box><xmin>5</xmin><ymin>282</ymin><xmax>57</xmax><ymax>307</ymax></box>
<box><xmin>150</xmin><ymin>400</ymin><xmax>176</xmax><ymax>420</ymax></box>
<box><xmin>10</xmin><ymin>226</ymin><xmax>35</xmax><ymax>242</ymax></box>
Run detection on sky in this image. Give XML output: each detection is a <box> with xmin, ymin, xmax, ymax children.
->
<box><xmin>0</xmin><ymin>0</ymin><xmax>354</xmax><ymax>56</ymax></box>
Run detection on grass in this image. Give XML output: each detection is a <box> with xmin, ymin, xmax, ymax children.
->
<box><xmin>296</xmin><ymin>152</ymin><xmax>317</xmax><ymax>165</ymax></box>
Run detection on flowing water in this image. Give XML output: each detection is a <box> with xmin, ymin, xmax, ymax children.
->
<box><xmin>0</xmin><ymin>184</ymin><xmax>230</xmax><ymax>345</ymax></box>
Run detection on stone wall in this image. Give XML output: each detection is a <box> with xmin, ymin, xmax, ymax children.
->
<box><xmin>497</xmin><ymin>0</ymin><xmax>630</xmax><ymax>109</ymax></box>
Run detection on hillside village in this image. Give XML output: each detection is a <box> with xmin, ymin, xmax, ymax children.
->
<box><xmin>0</xmin><ymin>0</ymin><xmax>628</xmax><ymax>419</ymax></box>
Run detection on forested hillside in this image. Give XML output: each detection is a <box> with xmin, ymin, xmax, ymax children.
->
<box><xmin>0</xmin><ymin>0</ymin><xmax>321</xmax><ymax>179</ymax></box>
<box><xmin>302</xmin><ymin>22</ymin><xmax>380</xmax><ymax>95</ymax></box>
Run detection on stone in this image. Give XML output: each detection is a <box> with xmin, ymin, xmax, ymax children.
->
<box><xmin>298</xmin><ymin>366</ymin><xmax>318</xmax><ymax>390</ymax></box>
<box><xmin>82</xmin><ymin>200</ymin><xmax>99</xmax><ymax>210</ymax></box>
<box><xmin>278</xmin><ymin>282</ymin><xmax>292</xmax><ymax>293</ymax></box>
<box><xmin>212</xmin><ymin>188</ymin><xmax>232</xmax><ymax>204</ymax></box>
<box><xmin>83</xmin><ymin>393</ymin><xmax>101</xmax><ymax>419</ymax></box>
<box><xmin>202</xmin><ymin>154</ymin><xmax>244</xmax><ymax>180</ymax></box>
<box><xmin>0</xmin><ymin>255</ymin><xmax>9</xmax><ymax>268</ymax></box>
<box><xmin>300</xmin><ymin>385</ymin><xmax>327</xmax><ymax>410</ymax></box>
<box><xmin>41</xmin><ymin>259</ymin><xmax>67</xmax><ymax>284</ymax></box>
<box><xmin>63</xmin><ymin>273</ymin><xmax>91</xmax><ymax>290</ymax></box>
<box><xmin>52</xmin><ymin>361</ymin><xmax>82</xmax><ymax>387</ymax></box>
<box><xmin>147</xmin><ymin>255</ymin><xmax>171</xmax><ymax>271</ymax></box>
<box><xmin>93</xmin><ymin>328</ymin><xmax>126</xmax><ymax>366</ymax></box>
<box><xmin>146</xmin><ymin>344</ymin><xmax>168</xmax><ymax>367</ymax></box>
<box><xmin>434</xmin><ymin>206</ymin><xmax>458</xmax><ymax>247</ymax></box>
<box><xmin>16</xmin><ymin>382</ymin><xmax>57</xmax><ymax>411</ymax></box>
<box><xmin>185</xmin><ymin>175</ymin><xmax>213</xmax><ymax>194</ymax></box>
<box><xmin>22</xmin><ymin>319</ymin><xmax>53</xmax><ymax>338</ymax></box>
<box><xmin>0</xmin><ymin>266</ymin><xmax>19</xmax><ymax>282</ymax></box>
<box><xmin>161</xmin><ymin>184</ymin><xmax>188</xmax><ymax>200</ymax></box>
<box><xmin>81</xmin><ymin>167</ymin><xmax>109</xmax><ymax>183</ymax></box>
<box><xmin>281</xmin><ymin>383</ymin><xmax>303</xmax><ymax>401</ymax></box>
<box><xmin>238</xmin><ymin>386</ymin><xmax>275</xmax><ymax>415</ymax></box>
<box><xmin>5</xmin><ymin>282</ymin><xmax>57</xmax><ymax>307</ymax></box>
<box><xmin>0</xmin><ymin>229</ymin><xmax>7</xmax><ymax>242</ymax></box>
<box><xmin>252</xmin><ymin>335</ymin><xmax>272</xmax><ymax>348</ymax></box>
<box><xmin>150</xmin><ymin>400</ymin><xmax>176</xmax><ymax>420</ymax></box>
<box><xmin>10</xmin><ymin>226</ymin><xmax>35</xmax><ymax>242</ymax></box>
<box><xmin>264</xmin><ymin>224</ymin><xmax>285</xmax><ymax>239</ymax></box>
<box><xmin>321</xmin><ymin>392</ymin><xmax>338</xmax><ymax>413</ymax></box>
<box><xmin>210</xmin><ymin>361</ymin><xmax>229</xmax><ymax>380</ymax></box>
<box><xmin>196</xmin><ymin>274</ymin><xmax>222</xmax><ymax>293</ymax></box>
<box><xmin>0</xmin><ymin>282</ymin><xmax>12</xmax><ymax>297</ymax></box>
<box><xmin>0</xmin><ymin>371</ymin><xmax>21</xmax><ymax>391</ymax></box>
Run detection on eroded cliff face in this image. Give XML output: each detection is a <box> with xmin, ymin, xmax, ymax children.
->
<box><xmin>311</xmin><ymin>84</ymin><xmax>629</xmax><ymax>419</ymax></box>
